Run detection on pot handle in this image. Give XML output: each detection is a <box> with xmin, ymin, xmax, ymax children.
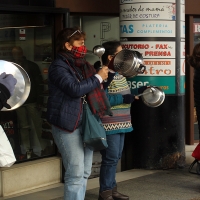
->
<box><xmin>150</xmin><ymin>86</ymin><xmax>156</xmax><ymax>92</ymax></box>
<box><xmin>136</xmin><ymin>64</ymin><xmax>146</xmax><ymax>74</ymax></box>
<box><xmin>136</xmin><ymin>86</ymin><xmax>156</xmax><ymax>97</ymax></box>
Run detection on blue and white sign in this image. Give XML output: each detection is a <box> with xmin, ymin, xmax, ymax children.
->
<box><xmin>120</xmin><ymin>21</ymin><xmax>175</xmax><ymax>37</ymax></box>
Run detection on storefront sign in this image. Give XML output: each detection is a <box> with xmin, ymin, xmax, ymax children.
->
<box><xmin>120</xmin><ymin>0</ymin><xmax>185</xmax><ymax>95</ymax></box>
<box><xmin>127</xmin><ymin>76</ymin><xmax>175</xmax><ymax>94</ymax></box>
<box><xmin>142</xmin><ymin>59</ymin><xmax>175</xmax><ymax>76</ymax></box>
<box><xmin>120</xmin><ymin>21</ymin><xmax>175</xmax><ymax>37</ymax></box>
<box><xmin>121</xmin><ymin>41</ymin><xmax>176</xmax><ymax>58</ymax></box>
<box><xmin>120</xmin><ymin>3</ymin><xmax>176</xmax><ymax>21</ymax></box>
<box><xmin>193</xmin><ymin>23</ymin><xmax>200</xmax><ymax>33</ymax></box>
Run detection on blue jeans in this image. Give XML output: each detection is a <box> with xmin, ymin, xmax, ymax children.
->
<box><xmin>52</xmin><ymin>125</ymin><xmax>93</xmax><ymax>200</ymax></box>
<box><xmin>99</xmin><ymin>133</ymin><xmax>125</xmax><ymax>192</ymax></box>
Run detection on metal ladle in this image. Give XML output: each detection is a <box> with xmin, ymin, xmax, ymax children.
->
<box><xmin>93</xmin><ymin>45</ymin><xmax>105</xmax><ymax>67</ymax></box>
<box><xmin>93</xmin><ymin>45</ymin><xmax>107</xmax><ymax>82</ymax></box>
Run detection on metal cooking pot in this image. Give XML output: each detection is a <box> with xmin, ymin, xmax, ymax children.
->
<box><xmin>108</xmin><ymin>49</ymin><xmax>146</xmax><ymax>78</ymax></box>
<box><xmin>0</xmin><ymin>60</ymin><xmax>31</xmax><ymax>111</ymax></box>
<box><xmin>136</xmin><ymin>86</ymin><xmax>165</xmax><ymax>107</ymax></box>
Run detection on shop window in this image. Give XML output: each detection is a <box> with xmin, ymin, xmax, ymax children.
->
<box><xmin>0</xmin><ymin>13</ymin><xmax>55</xmax><ymax>162</ymax></box>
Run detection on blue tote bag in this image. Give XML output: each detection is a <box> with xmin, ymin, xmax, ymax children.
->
<box><xmin>82</xmin><ymin>101</ymin><xmax>108</xmax><ymax>151</ymax></box>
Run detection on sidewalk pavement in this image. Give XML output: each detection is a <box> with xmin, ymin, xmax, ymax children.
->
<box><xmin>1</xmin><ymin>164</ymin><xmax>200</xmax><ymax>200</ymax></box>
<box><xmin>85</xmin><ymin>166</ymin><xmax>200</xmax><ymax>200</ymax></box>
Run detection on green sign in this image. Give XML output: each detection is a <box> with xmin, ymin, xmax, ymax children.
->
<box><xmin>127</xmin><ymin>76</ymin><xmax>176</xmax><ymax>95</ymax></box>
<box><xmin>179</xmin><ymin>75</ymin><xmax>185</xmax><ymax>94</ymax></box>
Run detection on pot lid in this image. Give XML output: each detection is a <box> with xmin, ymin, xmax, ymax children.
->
<box><xmin>141</xmin><ymin>87</ymin><xmax>165</xmax><ymax>107</ymax></box>
<box><xmin>0</xmin><ymin>60</ymin><xmax>31</xmax><ymax>111</ymax></box>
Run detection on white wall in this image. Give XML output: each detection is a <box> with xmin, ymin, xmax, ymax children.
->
<box><xmin>82</xmin><ymin>16</ymin><xmax>120</xmax><ymax>64</ymax></box>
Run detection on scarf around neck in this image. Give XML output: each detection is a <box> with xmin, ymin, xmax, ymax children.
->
<box><xmin>59</xmin><ymin>52</ymin><xmax>113</xmax><ymax>117</ymax></box>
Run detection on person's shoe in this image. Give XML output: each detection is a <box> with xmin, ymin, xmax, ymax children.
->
<box><xmin>112</xmin><ymin>186</ymin><xmax>129</xmax><ymax>200</ymax></box>
<box><xmin>98</xmin><ymin>190</ymin><xmax>114</xmax><ymax>200</ymax></box>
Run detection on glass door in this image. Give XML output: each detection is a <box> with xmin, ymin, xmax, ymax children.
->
<box><xmin>193</xmin><ymin>17</ymin><xmax>200</xmax><ymax>141</ymax></box>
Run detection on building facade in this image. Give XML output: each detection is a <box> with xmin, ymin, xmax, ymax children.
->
<box><xmin>0</xmin><ymin>0</ymin><xmax>198</xmax><ymax>197</ymax></box>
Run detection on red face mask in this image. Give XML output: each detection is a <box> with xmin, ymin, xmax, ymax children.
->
<box><xmin>71</xmin><ymin>45</ymin><xmax>87</xmax><ymax>58</ymax></box>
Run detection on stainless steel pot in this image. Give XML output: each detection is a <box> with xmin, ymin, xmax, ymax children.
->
<box><xmin>108</xmin><ymin>49</ymin><xmax>146</xmax><ymax>78</ymax></box>
<box><xmin>0</xmin><ymin>60</ymin><xmax>31</xmax><ymax>111</ymax></box>
<box><xmin>137</xmin><ymin>86</ymin><xmax>165</xmax><ymax>107</ymax></box>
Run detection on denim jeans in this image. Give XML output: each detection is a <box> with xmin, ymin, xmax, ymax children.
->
<box><xmin>99</xmin><ymin>133</ymin><xmax>125</xmax><ymax>192</ymax></box>
<box><xmin>52</xmin><ymin>125</ymin><xmax>93</xmax><ymax>200</ymax></box>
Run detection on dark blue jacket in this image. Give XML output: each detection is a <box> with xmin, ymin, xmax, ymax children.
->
<box><xmin>46</xmin><ymin>54</ymin><xmax>101</xmax><ymax>132</ymax></box>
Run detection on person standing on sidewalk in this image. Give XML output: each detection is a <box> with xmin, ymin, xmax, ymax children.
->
<box><xmin>94</xmin><ymin>41</ymin><xmax>147</xmax><ymax>200</ymax></box>
<box><xmin>46</xmin><ymin>27</ymin><xmax>111</xmax><ymax>200</ymax></box>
